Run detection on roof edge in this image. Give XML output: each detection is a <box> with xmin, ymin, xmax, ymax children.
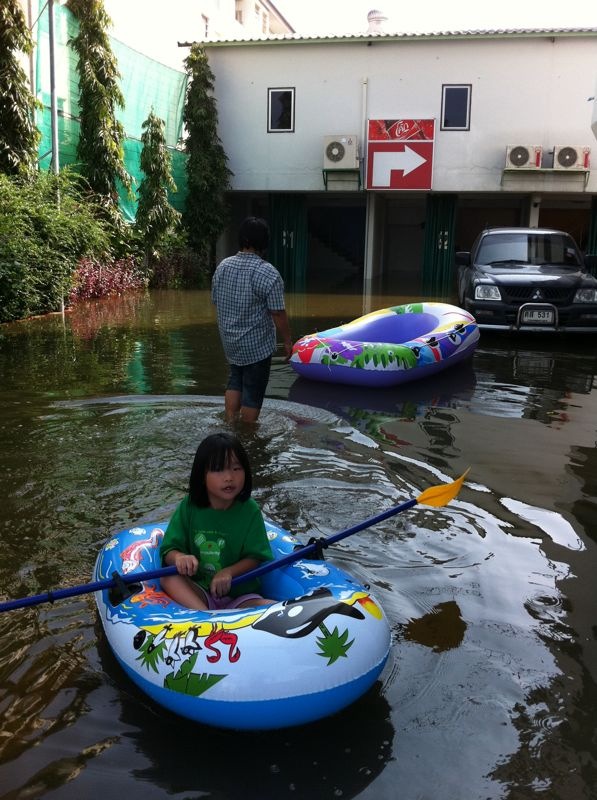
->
<box><xmin>178</xmin><ymin>27</ymin><xmax>597</xmax><ymax>48</ymax></box>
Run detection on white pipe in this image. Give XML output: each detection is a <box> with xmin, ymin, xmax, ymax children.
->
<box><xmin>48</xmin><ymin>0</ymin><xmax>59</xmax><ymax>174</ymax></box>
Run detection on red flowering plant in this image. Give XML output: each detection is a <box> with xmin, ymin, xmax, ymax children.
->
<box><xmin>68</xmin><ymin>256</ymin><xmax>148</xmax><ymax>304</ymax></box>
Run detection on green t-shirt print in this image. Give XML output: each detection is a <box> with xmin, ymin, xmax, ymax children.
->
<box><xmin>160</xmin><ymin>496</ymin><xmax>273</xmax><ymax>597</ymax></box>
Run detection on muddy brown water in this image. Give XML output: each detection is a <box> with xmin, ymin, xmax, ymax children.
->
<box><xmin>0</xmin><ymin>290</ymin><xmax>596</xmax><ymax>799</ymax></box>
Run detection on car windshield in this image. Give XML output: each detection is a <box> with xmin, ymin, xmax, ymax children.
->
<box><xmin>477</xmin><ymin>233</ymin><xmax>582</xmax><ymax>267</ymax></box>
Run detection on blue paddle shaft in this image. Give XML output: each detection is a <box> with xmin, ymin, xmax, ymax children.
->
<box><xmin>0</xmin><ymin>497</ymin><xmax>417</xmax><ymax>613</ymax></box>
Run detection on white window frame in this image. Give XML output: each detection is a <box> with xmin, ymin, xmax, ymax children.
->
<box><xmin>441</xmin><ymin>84</ymin><xmax>472</xmax><ymax>131</ymax></box>
<box><xmin>267</xmin><ymin>87</ymin><xmax>295</xmax><ymax>133</ymax></box>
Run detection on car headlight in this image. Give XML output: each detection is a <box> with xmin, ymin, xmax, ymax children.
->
<box><xmin>474</xmin><ymin>284</ymin><xmax>501</xmax><ymax>301</ymax></box>
<box><xmin>573</xmin><ymin>288</ymin><xmax>597</xmax><ymax>303</ymax></box>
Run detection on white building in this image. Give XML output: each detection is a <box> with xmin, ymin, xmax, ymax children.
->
<box><xmin>198</xmin><ymin>19</ymin><xmax>597</xmax><ymax>294</ymax></box>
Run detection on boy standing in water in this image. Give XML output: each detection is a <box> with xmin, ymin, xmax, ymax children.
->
<box><xmin>211</xmin><ymin>216</ymin><xmax>292</xmax><ymax>423</ymax></box>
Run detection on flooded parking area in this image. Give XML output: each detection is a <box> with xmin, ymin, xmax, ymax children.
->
<box><xmin>1</xmin><ymin>290</ymin><xmax>596</xmax><ymax>799</ymax></box>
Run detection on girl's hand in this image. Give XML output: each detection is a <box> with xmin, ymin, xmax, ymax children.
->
<box><xmin>210</xmin><ymin>569</ymin><xmax>233</xmax><ymax>598</ymax></box>
<box><xmin>174</xmin><ymin>553</ymin><xmax>198</xmax><ymax>576</ymax></box>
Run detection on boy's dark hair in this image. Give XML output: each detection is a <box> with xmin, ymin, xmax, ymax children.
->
<box><xmin>189</xmin><ymin>432</ymin><xmax>253</xmax><ymax>507</ymax></box>
<box><xmin>238</xmin><ymin>216</ymin><xmax>269</xmax><ymax>253</ymax></box>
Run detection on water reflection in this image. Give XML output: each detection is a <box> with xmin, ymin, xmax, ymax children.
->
<box><xmin>1</xmin><ymin>291</ymin><xmax>597</xmax><ymax>799</ymax></box>
<box><xmin>96</xmin><ymin>630</ymin><xmax>394</xmax><ymax>800</ymax></box>
<box><xmin>402</xmin><ymin>600</ymin><xmax>467</xmax><ymax>653</ymax></box>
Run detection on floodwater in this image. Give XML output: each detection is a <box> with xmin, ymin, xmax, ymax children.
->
<box><xmin>0</xmin><ymin>289</ymin><xmax>596</xmax><ymax>800</ymax></box>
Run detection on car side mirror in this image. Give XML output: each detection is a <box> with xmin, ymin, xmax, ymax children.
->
<box><xmin>455</xmin><ymin>251</ymin><xmax>471</xmax><ymax>267</ymax></box>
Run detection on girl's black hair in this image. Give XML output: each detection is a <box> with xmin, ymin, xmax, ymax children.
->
<box><xmin>189</xmin><ymin>432</ymin><xmax>252</xmax><ymax>507</ymax></box>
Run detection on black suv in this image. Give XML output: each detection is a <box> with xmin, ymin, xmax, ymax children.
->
<box><xmin>456</xmin><ymin>227</ymin><xmax>597</xmax><ymax>332</ymax></box>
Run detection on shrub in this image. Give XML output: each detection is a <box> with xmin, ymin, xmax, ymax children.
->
<box><xmin>68</xmin><ymin>256</ymin><xmax>147</xmax><ymax>303</ymax></box>
<box><xmin>147</xmin><ymin>229</ymin><xmax>211</xmax><ymax>289</ymax></box>
<box><xmin>0</xmin><ymin>171</ymin><xmax>112</xmax><ymax>323</ymax></box>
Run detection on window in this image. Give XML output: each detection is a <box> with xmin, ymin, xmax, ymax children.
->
<box><xmin>201</xmin><ymin>14</ymin><xmax>209</xmax><ymax>38</ymax></box>
<box><xmin>441</xmin><ymin>85</ymin><xmax>471</xmax><ymax>131</ymax></box>
<box><xmin>268</xmin><ymin>88</ymin><xmax>294</xmax><ymax>132</ymax></box>
<box><xmin>235</xmin><ymin>1</ymin><xmax>243</xmax><ymax>24</ymax></box>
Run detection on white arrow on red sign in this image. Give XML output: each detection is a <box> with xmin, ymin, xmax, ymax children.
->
<box><xmin>372</xmin><ymin>146</ymin><xmax>427</xmax><ymax>186</ymax></box>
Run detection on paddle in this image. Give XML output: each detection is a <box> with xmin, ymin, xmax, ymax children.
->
<box><xmin>0</xmin><ymin>469</ymin><xmax>469</xmax><ymax>613</ymax></box>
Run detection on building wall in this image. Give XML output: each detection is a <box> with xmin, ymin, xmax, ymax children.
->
<box><xmin>103</xmin><ymin>0</ymin><xmax>293</xmax><ymax>71</ymax></box>
<box><xmin>205</xmin><ymin>34</ymin><xmax>597</xmax><ymax>195</ymax></box>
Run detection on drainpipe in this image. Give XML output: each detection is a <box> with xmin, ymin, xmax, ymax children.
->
<box><xmin>529</xmin><ymin>194</ymin><xmax>541</xmax><ymax>228</ymax></box>
<box><xmin>47</xmin><ymin>0</ymin><xmax>65</xmax><ymax>314</ymax></box>
<box><xmin>361</xmin><ymin>76</ymin><xmax>373</xmax><ymax>303</ymax></box>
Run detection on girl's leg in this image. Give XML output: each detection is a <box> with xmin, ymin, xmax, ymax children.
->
<box><xmin>161</xmin><ymin>575</ymin><xmax>209</xmax><ymax>610</ymax></box>
<box><xmin>235</xmin><ymin>595</ymin><xmax>275</xmax><ymax>608</ymax></box>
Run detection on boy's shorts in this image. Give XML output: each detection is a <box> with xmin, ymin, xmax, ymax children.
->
<box><xmin>226</xmin><ymin>356</ymin><xmax>272</xmax><ymax>409</ymax></box>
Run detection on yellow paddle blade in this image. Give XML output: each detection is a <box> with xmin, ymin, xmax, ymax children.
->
<box><xmin>416</xmin><ymin>468</ymin><xmax>470</xmax><ymax>508</ymax></box>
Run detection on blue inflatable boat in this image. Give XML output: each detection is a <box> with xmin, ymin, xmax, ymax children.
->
<box><xmin>94</xmin><ymin>519</ymin><xmax>391</xmax><ymax>730</ymax></box>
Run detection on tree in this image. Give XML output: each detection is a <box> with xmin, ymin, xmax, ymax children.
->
<box><xmin>182</xmin><ymin>45</ymin><xmax>231</xmax><ymax>268</ymax></box>
<box><xmin>0</xmin><ymin>1</ymin><xmax>41</xmax><ymax>175</ymax></box>
<box><xmin>66</xmin><ymin>0</ymin><xmax>130</xmax><ymax>213</ymax></box>
<box><xmin>136</xmin><ymin>110</ymin><xmax>180</xmax><ymax>262</ymax></box>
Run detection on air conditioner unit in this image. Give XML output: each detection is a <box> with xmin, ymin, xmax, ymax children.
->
<box><xmin>505</xmin><ymin>145</ymin><xmax>543</xmax><ymax>169</ymax></box>
<box><xmin>553</xmin><ymin>145</ymin><xmax>591</xmax><ymax>170</ymax></box>
<box><xmin>323</xmin><ymin>135</ymin><xmax>359</xmax><ymax>169</ymax></box>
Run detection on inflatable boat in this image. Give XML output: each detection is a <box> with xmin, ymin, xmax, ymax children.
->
<box><xmin>94</xmin><ymin>519</ymin><xmax>390</xmax><ymax>730</ymax></box>
<box><xmin>290</xmin><ymin>302</ymin><xmax>479</xmax><ymax>387</ymax></box>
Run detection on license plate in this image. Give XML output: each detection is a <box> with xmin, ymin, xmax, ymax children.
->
<box><xmin>521</xmin><ymin>308</ymin><xmax>554</xmax><ymax>324</ymax></box>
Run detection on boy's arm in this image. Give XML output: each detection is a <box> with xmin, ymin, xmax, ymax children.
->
<box><xmin>270</xmin><ymin>308</ymin><xmax>292</xmax><ymax>360</ymax></box>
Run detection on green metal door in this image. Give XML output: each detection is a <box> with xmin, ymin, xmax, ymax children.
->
<box><xmin>268</xmin><ymin>195</ymin><xmax>308</xmax><ymax>292</ymax></box>
<box><xmin>422</xmin><ymin>194</ymin><xmax>457</xmax><ymax>297</ymax></box>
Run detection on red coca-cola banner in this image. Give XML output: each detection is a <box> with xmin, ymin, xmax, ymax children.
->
<box><xmin>368</xmin><ymin>118</ymin><xmax>435</xmax><ymax>142</ymax></box>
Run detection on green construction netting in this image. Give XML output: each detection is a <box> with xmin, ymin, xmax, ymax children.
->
<box><xmin>34</xmin><ymin>1</ymin><xmax>188</xmax><ymax>220</ymax></box>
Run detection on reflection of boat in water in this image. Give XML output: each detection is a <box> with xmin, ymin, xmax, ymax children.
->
<box><xmin>290</xmin><ymin>303</ymin><xmax>479</xmax><ymax>387</ymax></box>
<box><xmin>103</xmin><ymin>643</ymin><xmax>395</xmax><ymax>800</ymax></box>
<box><xmin>288</xmin><ymin>362</ymin><xmax>477</xmax><ymax>447</ymax></box>
<box><xmin>94</xmin><ymin>519</ymin><xmax>391</xmax><ymax>730</ymax></box>
<box><xmin>289</xmin><ymin>359</ymin><xmax>477</xmax><ymax>418</ymax></box>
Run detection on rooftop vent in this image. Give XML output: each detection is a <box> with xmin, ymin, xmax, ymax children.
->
<box><xmin>366</xmin><ymin>9</ymin><xmax>388</xmax><ymax>34</ymax></box>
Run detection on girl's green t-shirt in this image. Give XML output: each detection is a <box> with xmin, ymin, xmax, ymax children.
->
<box><xmin>160</xmin><ymin>496</ymin><xmax>273</xmax><ymax>597</ymax></box>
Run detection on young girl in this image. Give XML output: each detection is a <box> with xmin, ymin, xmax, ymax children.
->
<box><xmin>160</xmin><ymin>432</ymin><xmax>274</xmax><ymax>610</ymax></box>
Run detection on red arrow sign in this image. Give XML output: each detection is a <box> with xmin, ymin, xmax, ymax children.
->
<box><xmin>366</xmin><ymin>119</ymin><xmax>435</xmax><ymax>190</ymax></box>
<box><xmin>367</xmin><ymin>141</ymin><xmax>434</xmax><ymax>190</ymax></box>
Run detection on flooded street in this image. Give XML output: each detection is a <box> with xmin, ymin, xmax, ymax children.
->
<box><xmin>1</xmin><ymin>290</ymin><xmax>596</xmax><ymax>799</ymax></box>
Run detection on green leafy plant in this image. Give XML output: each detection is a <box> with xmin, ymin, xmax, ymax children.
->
<box><xmin>182</xmin><ymin>45</ymin><xmax>232</xmax><ymax>269</ymax></box>
<box><xmin>0</xmin><ymin>1</ymin><xmax>41</xmax><ymax>175</ymax></box>
<box><xmin>66</xmin><ymin>0</ymin><xmax>131</xmax><ymax>215</ymax></box>
<box><xmin>136</xmin><ymin>110</ymin><xmax>181</xmax><ymax>264</ymax></box>
<box><xmin>0</xmin><ymin>171</ymin><xmax>112</xmax><ymax>322</ymax></box>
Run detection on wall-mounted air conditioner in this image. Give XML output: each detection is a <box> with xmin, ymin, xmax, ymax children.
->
<box><xmin>553</xmin><ymin>145</ymin><xmax>591</xmax><ymax>170</ymax></box>
<box><xmin>323</xmin><ymin>135</ymin><xmax>359</xmax><ymax>169</ymax></box>
<box><xmin>505</xmin><ymin>145</ymin><xmax>543</xmax><ymax>169</ymax></box>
